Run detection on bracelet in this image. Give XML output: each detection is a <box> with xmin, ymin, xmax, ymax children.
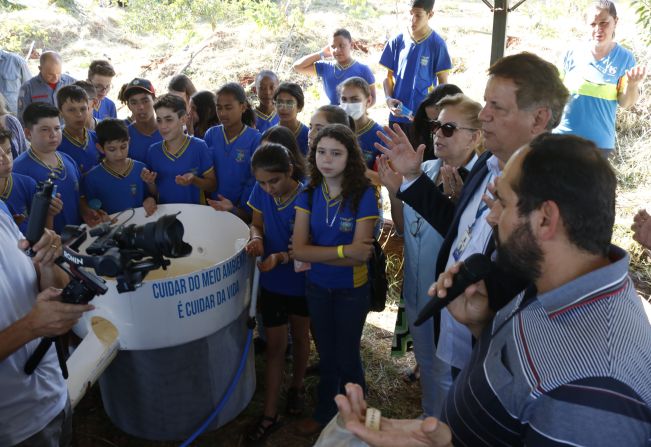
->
<box><xmin>337</xmin><ymin>244</ymin><xmax>345</xmax><ymax>259</ymax></box>
<box><xmin>250</xmin><ymin>235</ymin><xmax>262</xmax><ymax>242</ymax></box>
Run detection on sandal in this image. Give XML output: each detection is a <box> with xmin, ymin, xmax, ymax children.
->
<box><xmin>244</xmin><ymin>414</ymin><xmax>282</xmax><ymax>446</ymax></box>
<box><xmin>286</xmin><ymin>386</ymin><xmax>306</xmax><ymax>416</ymax></box>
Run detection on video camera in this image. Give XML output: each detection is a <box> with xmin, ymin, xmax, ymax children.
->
<box><xmin>24</xmin><ymin>174</ymin><xmax>192</xmax><ymax>377</ymax></box>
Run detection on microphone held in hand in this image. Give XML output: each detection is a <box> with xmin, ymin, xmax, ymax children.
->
<box><xmin>414</xmin><ymin>254</ymin><xmax>493</xmax><ymax>327</ymax></box>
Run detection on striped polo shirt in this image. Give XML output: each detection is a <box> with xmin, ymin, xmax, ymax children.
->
<box><xmin>442</xmin><ymin>245</ymin><xmax>651</xmax><ymax>446</ymax></box>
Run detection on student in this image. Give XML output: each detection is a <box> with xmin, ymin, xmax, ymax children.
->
<box><xmin>253</xmin><ymin>70</ymin><xmax>280</xmax><ymax>134</ymax></box>
<box><xmin>123</xmin><ymin>78</ymin><xmax>162</xmax><ymax>162</ymax></box>
<box><xmin>411</xmin><ymin>83</ymin><xmax>463</xmax><ymax>161</ymax></box>
<box><xmin>0</xmin><ymin>129</ymin><xmax>59</xmax><ymax>233</ymax></box>
<box><xmin>260</xmin><ymin>126</ymin><xmax>303</xmax><ymax>177</ymax></box>
<box><xmin>141</xmin><ymin>94</ymin><xmax>215</xmax><ymax>205</ymax></box>
<box><xmin>274</xmin><ymin>82</ymin><xmax>309</xmax><ymax>157</ymax></box>
<box><xmin>117</xmin><ymin>81</ymin><xmax>135</xmax><ymax>126</ymax></box>
<box><xmin>244</xmin><ymin>143</ymin><xmax>310</xmax><ymax>444</ymax></box>
<box><xmin>188</xmin><ymin>90</ymin><xmax>219</xmax><ymax>139</ymax></box>
<box><xmin>307</xmin><ymin>105</ymin><xmax>354</xmax><ymax>150</ymax></box>
<box><xmin>56</xmin><ymin>85</ymin><xmax>100</xmax><ymax>175</ymax></box>
<box><xmin>293</xmin><ymin>29</ymin><xmax>376</xmax><ymax>106</ymax></box>
<box><xmin>14</xmin><ymin>102</ymin><xmax>81</xmax><ymax>233</ymax></box>
<box><xmin>88</xmin><ymin>59</ymin><xmax>117</xmax><ymax>121</ymax></box>
<box><xmin>81</xmin><ymin>119</ymin><xmax>155</xmax><ymax>222</ymax></box>
<box><xmin>204</xmin><ymin>83</ymin><xmax>260</xmax><ymax>222</ymax></box>
<box><xmin>380</xmin><ymin>0</ymin><xmax>452</xmax><ymax>133</ymax></box>
<box><xmin>338</xmin><ymin>76</ymin><xmax>384</xmax><ymax>180</ymax></box>
<box><xmin>73</xmin><ymin>80</ymin><xmax>99</xmax><ymax>131</ymax></box>
<box><xmin>167</xmin><ymin>74</ymin><xmax>197</xmax><ymax>114</ymax></box>
<box><xmin>292</xmin><ymin>124</ymin><xmax>378</xmax><ymax>436</ymax></box>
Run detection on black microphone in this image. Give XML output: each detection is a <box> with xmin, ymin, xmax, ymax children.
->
<box><xmin>414</xmin><ymin>253</ymin><xmax>493</xmax><ymax>326</ymax></box>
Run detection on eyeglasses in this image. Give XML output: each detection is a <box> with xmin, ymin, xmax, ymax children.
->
<box><xmin>430</xmin><ymin>120</ymin><xmax>478</xmax><ymax>137</ymax></box>
<box><xmin>273</xmin><ymin>100</ymin><xmax>297</xmax><ymax>110</ymax></box>
<box><xmin>92</xmin><ymin>83</ymin><xmax>111</xmax><ymax>93</ymax></box>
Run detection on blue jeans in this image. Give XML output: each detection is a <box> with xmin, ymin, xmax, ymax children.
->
<box><xmin>306</xmin><ymin>280</ymin><xmax>370</xmax><ymax>424</ymax></box>
<box><xmin>404</xmin><ymin>291</ymin><xmax>453</xmax><ymax>418</ymax></box>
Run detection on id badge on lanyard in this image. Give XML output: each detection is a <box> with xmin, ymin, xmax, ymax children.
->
<box><xmin>452</xmin><ymin>201</ymin><xmax>488</xmax><ymax>262</ymax></box>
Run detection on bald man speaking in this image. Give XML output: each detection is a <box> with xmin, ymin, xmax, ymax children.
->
<box><xmin>17</xmin><ymin>51</ymin><xmax>75</xmax><ymax>124</ymax></box>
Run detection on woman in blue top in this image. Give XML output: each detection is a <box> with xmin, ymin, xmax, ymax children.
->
<box><xmin>244</xmin><ymin>142</ymin><xmax>310</xmax><ymax>444</ymax></box>
<box><xmin>555</xmin><ymin>0</ymin><xmax>645</xmax><ymax>154</ymax></box>
<box><xmin>292</xmin><ymin>124</ymin><xmax>379</xmax><ymax>436</ymax></box>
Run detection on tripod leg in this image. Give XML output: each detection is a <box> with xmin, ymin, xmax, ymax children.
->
<box><xmin>54</xmin><ymin>337</ymin><xmax>69</xmax><ymax>379</ymax></box>
<box><xmin>24</xmin><ymin>337</ymin><xmax>54</xmax><ymax>375</ymax></box>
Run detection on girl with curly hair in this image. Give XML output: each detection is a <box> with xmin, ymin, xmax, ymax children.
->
<box><xmin>292</xmin><ymin>123</ymin><xmax>379</xmax><ymax>436</ymax></box>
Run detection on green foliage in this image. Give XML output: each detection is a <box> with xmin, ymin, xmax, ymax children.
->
<box><xmin>632</xmin><ymin>0</ymin><xmax>651</xmax><ymax>45</ymax></box>
<box><xmin>124</xmin><ymin>0</ymin><xmax>303</xmax><ymax>36</ymax></box>
<box><xmin>0</xmin><ymin>0</ymin><xmax>25</xmax><ymax>10</ymax></box>
<box><xmin>0</xmin><ymin>20</ymin><xmax>50</xmax><ymax>53</ymax></box>
<box><xmin>341</xmin><ymin>0</ymin><xmax>378</xmax><ymax>19</ymax></box>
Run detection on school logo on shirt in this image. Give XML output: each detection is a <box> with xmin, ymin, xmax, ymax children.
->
<box><xmin>130</xmin><ymin>184</ymin><xmax>137</xmax><ymax>196</ymax></box>
<box><xmin>235</xmin><ymin>149</ymin><xmax>246</xmax><ymax>163</ymax></box>
<box><xmin>420</xmin><ymin>56</ymin><xmax>429</xmax><ymax>66</ymax></box>
<box><xmin>339</xmin><ymin>217</ymin><xmax>354</xmax><ymax>233</ymax></box>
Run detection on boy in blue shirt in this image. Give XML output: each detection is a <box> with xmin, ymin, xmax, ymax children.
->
<box><xmin>123</xmin><ymin>78</ymin><xmax>162</xmax><ymax>163</ymax></box>
<box><xmin>56</xmin><ymin>85</ymin><xmax>100</xmax><ymax>174</ymax></box>
<box><xmin>14</xmin><ymin>102</ymin><xmax>81</xmax><ymax>233</ymax></box>
<box><xmin>293</xmin><ymin>29</ymin><xmax>376</xmax><ymax>106</ymax></box>
<box><xmin>253</xmin><ymin>70</ymin><xmax>280</xmax><ymax>133</ymax></box>
<box><xmin>88</xmin><ymin>60</ymin><xmax>117</xmax><ymax>122</ymax></box>
<box><xmin>380</xmin><ymin>0</ymin><xmax>452</xmax><ymax>132</ymax></box>
<box><xmin>81</xmin><ymin>119</ymin><xmax>155</xmax><ymax>222</ymax></box>
<box><xmin>73</xmin><ymin>80</ymin><xmax>99</xmax><ymax>131</ymax></box>
<box><xmin>141</xmin><ymin>94</ymin><xmax>215</xmax><ymax>205</ymax></box>
<box><xmin>0</xmin><ymin>129</ymin><xmax>37</xmax><ymax>233</ymax></box>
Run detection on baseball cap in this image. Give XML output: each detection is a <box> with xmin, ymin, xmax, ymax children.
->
<box><xmin>123</xmin><ymin>78</ymin><xmax>155</xmax><ymax>99</ymax></box>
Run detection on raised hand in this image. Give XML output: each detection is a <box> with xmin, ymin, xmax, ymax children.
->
<box><xmin>207</xmin><ymin>195</ymin><xmax>234</xmax><ymax>212</ymax></box>
<box><xmin>374</xmin><ymin>124</ymin><xmax>424</xmax><ymax>182</ymax></box>
<box><xmin>377</xmin><ymin>155</ymin><xmax>403</xmax><ymax>196</ymax></box>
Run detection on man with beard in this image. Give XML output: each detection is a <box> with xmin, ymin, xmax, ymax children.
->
<box><xmin>335</xmin><ymin>134</ymin><xmax>651</xmax><ymax>446</ymax></box>
<box><xmin>376</xmin><ymin>52</ymin><xmax>569</xmax><ymax>383</ymax></box>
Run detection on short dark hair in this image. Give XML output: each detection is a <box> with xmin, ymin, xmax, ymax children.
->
<box><xmin>154</xmin><ymin>93</ymin><xmax>186</xmax><ymax>117</ymax></box>
<box><xmin>0</xmin><ymin>129</ymin><xmax>12</xmax><ymax>145</ymax></box>
<box><xmin>95</xmin><ymin>119</ymin><xmax>129</xmax><ymax>146</ymax></box>
<box><xmin>488</xmin><ymin>52</ymin><xmax>569</xmax><ymax>130</ymax></box>
<box><xmin>274</xmin><ymin>82</ymin><xmax>305</xmax><ymax>111</ymax></box>
<box><xmin>88</xmin><ymin>59</ymin><xmax>116</xmax><ymax>79</ymax></box>
<box><xmin>23</xmin><ymin>102</ymin><xmax>60</xmax><ymax>128</ymax></box>
<box><xmin>411</xmin><ymin>0</ymin><xmax>435</xmax><ymax>12</ymax></box>
<box><xmin>315</xmin><ymin>104</ymin><xmax>355</xmax><ymax>132</ymax></box>
<box><xmin>73</xmin><ymin>80</ymin><xmax>97</xmax><ymax>100</ymax></box>
<box><xmin>168</xmin><ymin>74</ymin><xmax>197</xmax><ymax>98</ymax></box>
<box><xmin>513</xmin><ymin>133</ymin><xmax>616</xmax><ymax>256</ymax></box>
<box><xmin>56</xmin><ymin>85</ymin><xmax>89</xmax><ymax>109</ymax></box>
<box><xmin>333</xmin><ymin>28</ymin><xmax>352</xmax><ymax>42</ymax></box>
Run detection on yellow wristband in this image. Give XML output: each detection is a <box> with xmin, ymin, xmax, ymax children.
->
<box><xmin>337</xmin><ymin>245</ymin><xmax>345</xmax><ymax>259</ymax></box>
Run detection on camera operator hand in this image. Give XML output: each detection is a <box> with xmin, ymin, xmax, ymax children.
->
<box><xmin>18</xmin><ymin>227</ymin><xmax>62</xmax><ymax>266</ymax></box>
<box><xmin>25</xmin><ymin>287</ymin><xmax>94</xmax><ymax>338</ymax></box>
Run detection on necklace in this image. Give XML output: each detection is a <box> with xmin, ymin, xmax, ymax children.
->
<box><xmin>325</xmin><ymin>200</ymin><xmax>342</xmax><ymax>227</ymax></box>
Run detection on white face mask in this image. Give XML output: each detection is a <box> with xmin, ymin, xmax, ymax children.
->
<box><xmin>339</xmin><ymin>102</ymin><xmax>365</xmax><ymax>120</ymax></box>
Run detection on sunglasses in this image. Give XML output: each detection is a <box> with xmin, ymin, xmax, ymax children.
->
<box><xmin>430</xmin><ymin>120</ymin><xmax>478</xmax><ymax>137</ymax></box>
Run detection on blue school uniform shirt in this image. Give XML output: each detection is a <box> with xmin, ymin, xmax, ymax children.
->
<box><xmin>145</xmin><ymin>136</ymin><xmax>213</xmax><ymax>205</ymax></box>
<box><xmin>248</xmin><ymin>182</ymin><xmax>306</xmax><ymax>297</ymax></box>
<box><xmin>295</xmin><ymin>183</ymin><xmax>379</xmax><ymax>289</ymax></box>
<box><xmin>379</xmin><ymin>29</ymin><xmax>452</xmax><ymax>124</ymax></box>
<box><xmin>255</xmin><ymin>109</ymin><xmax>280</xmax><ymax>134</ymax></box>
<box><xmin>81</xmin><ymin>159</ymin><xmax>148</xmax><ymax>214</ymax></box>
<box><xmin>128</xmin><ymin>123</ymin><xmax>163</xmax><ymax>163</ymax></box>
<box><xmin>93</xmin><ymin>97</ymin><xmax>117</xmax><ymax>121</ymax></box>
<box><xmin>0</xmin><ymin>173</ymin><xmax>37</xmax><ymax>234</ymax></box>
<box><xmin>57</xmin><ymin>128</ymin><xmax>100</xmax><ymax>175</ymax></box>
<box><xmin>13</xmin><ymin>150</ymin><xmax>81</xmax><ymax>233</ymax></box>
<box><xmin>356</xmin><ymin>120</ymin><xmax>384</xmax><ymax>169</ymax></box>
<box><xmin>314</xmin><ymin>60</ymin><xmax>376</xmax><ymax>105</ymax></box>
<box><xmin>287</xmin><ymin>122</ymin><xmax>309</xmax><ymax>157</ymax></box>
<box><xmin>554</xmin><ymin>43</ymin><xmax>636</xmax><ymax>150</ymax></box>
<box><xmin>205</xmin><ymin>125</ymin><xmax>261</xmax><ymax>208</ymax></box>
